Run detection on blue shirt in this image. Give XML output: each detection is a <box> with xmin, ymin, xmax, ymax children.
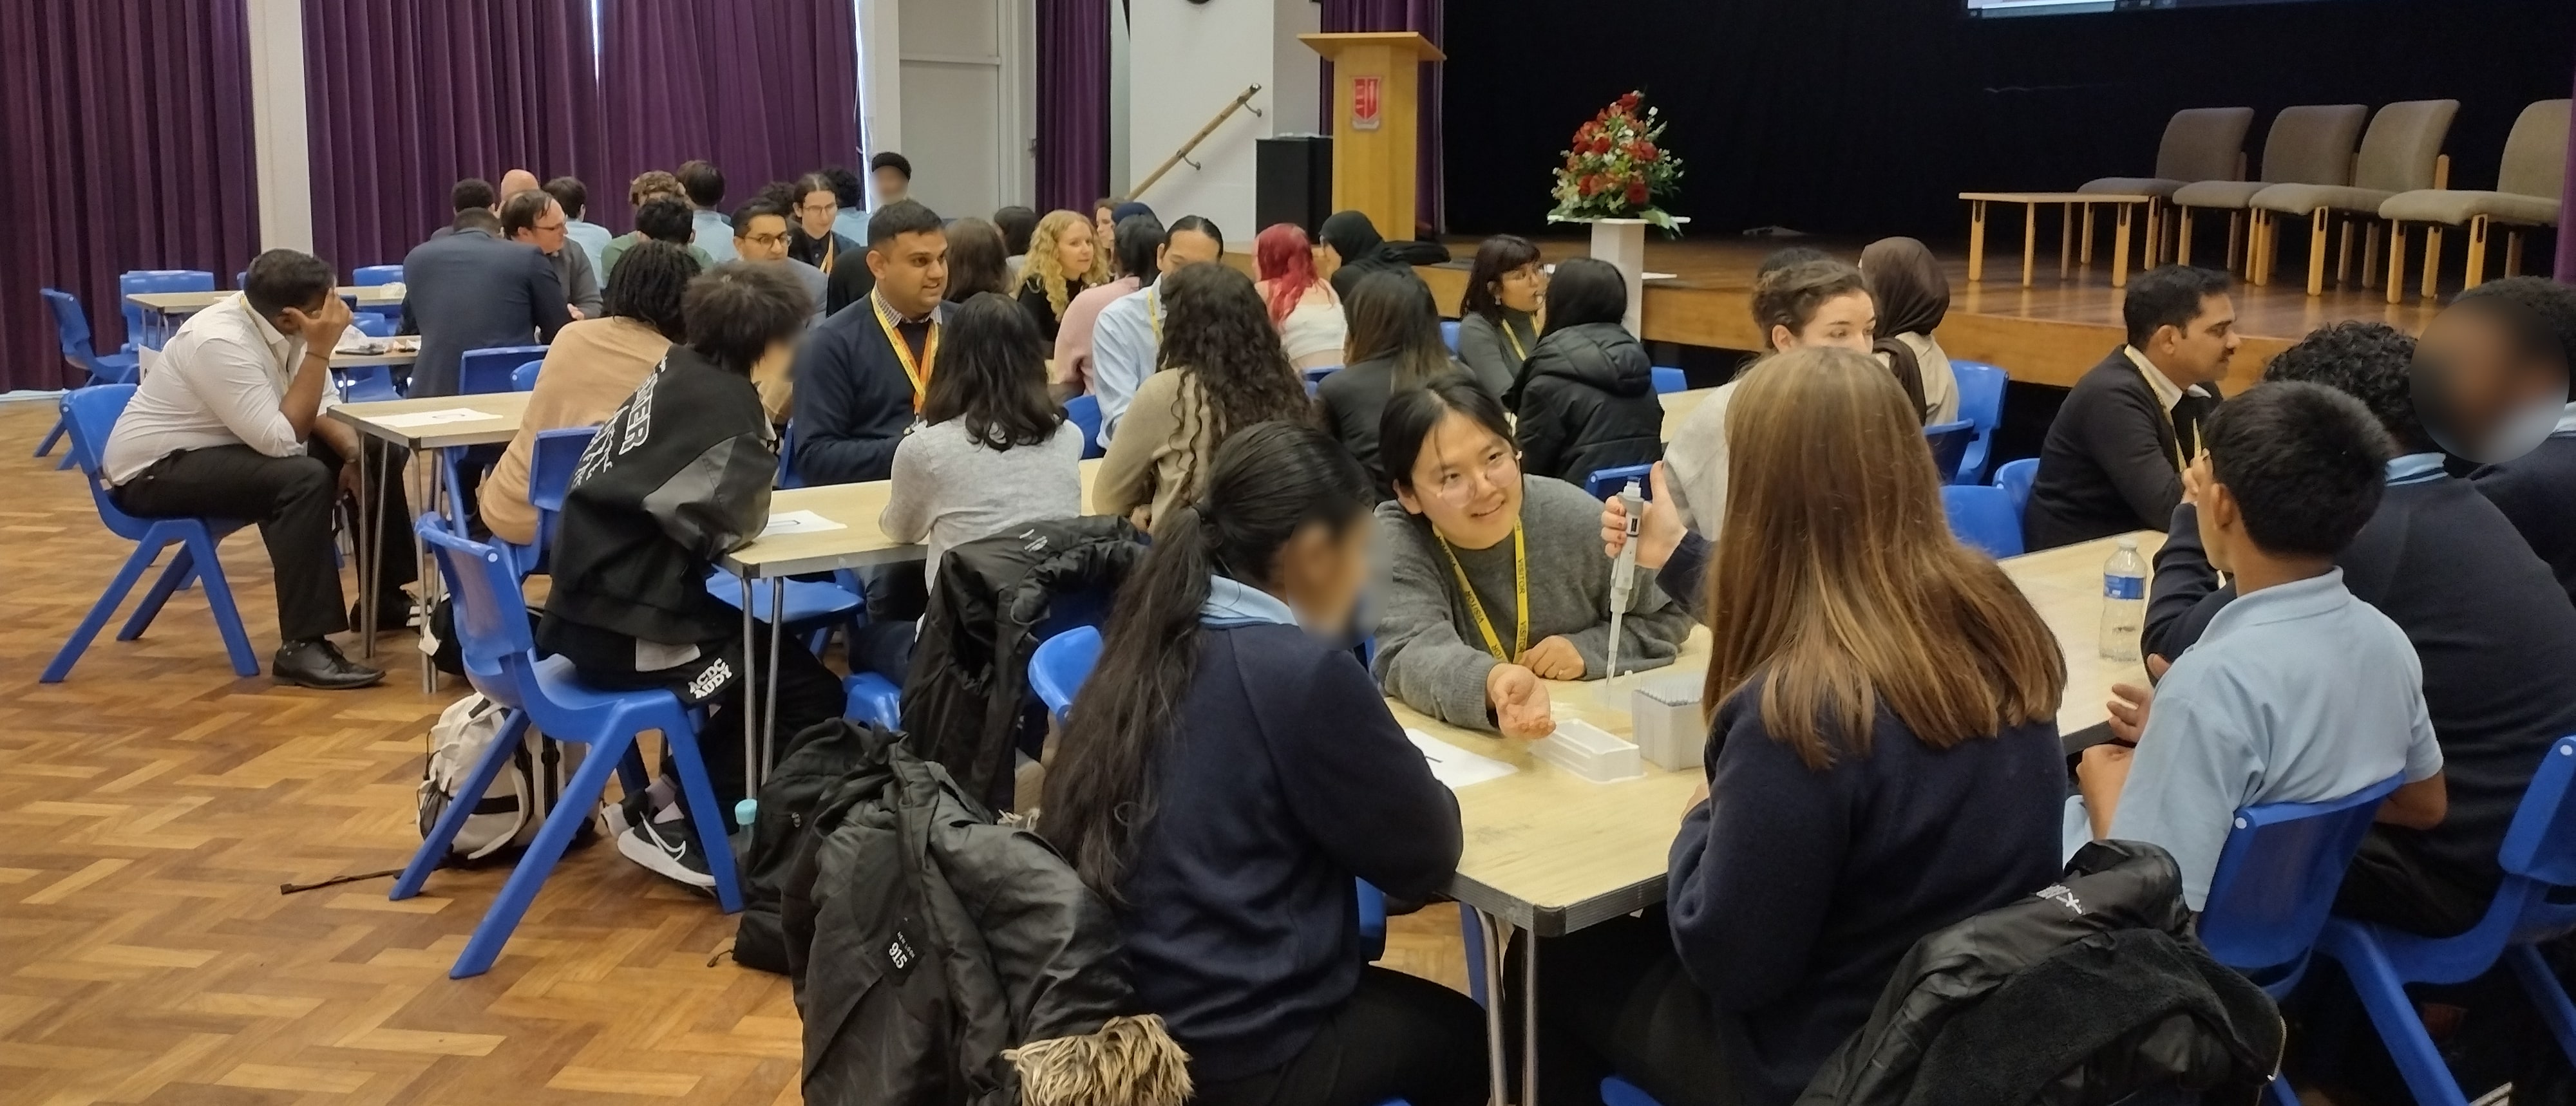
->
<box><xmin>693</xmin><ymin>209</ymin><xmax>737</xmax><ymax>263</ymax></box>
<box><xmin>833</xmin><ymin>208</ymin><xmax>870</xmax><ymax>247</ymax></box>
<box><xmin>2107</xmin><ymin>568</ymin><xmax>2441</xmax><ymax>909</ymax></box>
<box><xmin>565</xmin><ymin>218</ymin><xmax>614</xmax><ymax>277</ymax></box>
<box><xmin>1088</xmin><ymin>283</ymin><xmax>1160</xmax><ymax>446</ymax></box>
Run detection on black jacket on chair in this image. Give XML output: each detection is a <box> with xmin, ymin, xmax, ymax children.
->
<box><xmin>902</xmin><ymin>516</ymin><xmax>1148</xmax><ymax>811</ymax></box>
<box><xmin>1798</xmin><ymin>840</ymin><xmax>2284</xmax><ymax>1106</ymax></box>
<box><xmin>2023</xmin><ymin>348</ymin><xmax>2221</xmax><ymax>552</ymax></box>
<box><xmin>1508</xmin><ymin>321</ymin><xmax>1665</xmax><ymax>485</ymax></box>
<box><xmin>781</xmin><ymin>721</ymin><xmax>1189</xmax><ymax>1106</ymax></box>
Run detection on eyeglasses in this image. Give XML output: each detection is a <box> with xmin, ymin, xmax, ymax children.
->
<box><xmin>800</xmin><ymin>200</ymin><xmax>840</xmax><ymax>214</ymax></box>
<box><xmin>743</xmin><ymin>232</ymin><xmax>790</xmax><ymax>248</ymax></box>
<box><xmin>535</xmin><ymin>220</ymin><xmax>567</xmax><ymax>233</ymax></box>
<box><xmin>1426</xmin><ymin>450</ymin><xmax>1520</xmax><ymax>507</ymax></box>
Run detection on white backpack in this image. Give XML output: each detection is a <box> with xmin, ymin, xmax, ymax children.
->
<box><xmin>417</xmin><ymin>694</ymin><xmax>585</xmax><ymax>863</ymax></box>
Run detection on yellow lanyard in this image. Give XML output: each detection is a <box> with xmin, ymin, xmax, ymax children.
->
<box><xmin>873</xmin><ymin>294</ymin><xmax>938</xmax><ymax>410</ymax></box>
<box><xmin>819</xmin><ymin>234</ymin><xmax>836</xmax><ymax>274</ymax></box>
<box><xmin>1501</xmin><ymin>317</ymin><xmax>1529</xmax><ymax>362</ymax></box>
<box><xmin>1437</xmin><ymin>522</ymin><xmax>1528</xmax><ymax>662</ymax></box>
<box><xmin>1146</xmin><ymin>287</ymin><xmax>1161</xmax><ymax>341</ymax></box>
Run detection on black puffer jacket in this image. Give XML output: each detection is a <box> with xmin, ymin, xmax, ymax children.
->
<box><xmin>1799</xmin><ymin>840</ymin><xmax>2284</xmax><ymax>1106</ymax></box>
<box><xmin>1508</xmin><ymin>321</ymin><xmax>1664</xmax><ymax>485</ymax></box>
<box><xmin>782</xmin><ymin>722</ymin><xmax>1189</xmax><ymax>1106</ymax></box>
<box><xmin>902</xmin><ymin>516</ymin><xmax>1148</xmax><ymax>810</ymax></box>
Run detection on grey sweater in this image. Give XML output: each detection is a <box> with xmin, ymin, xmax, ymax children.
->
<box><xmin>880</xmin><ymin>418</ymin><xmax>1086</xmax><ymax>590</ymax></box>
<box><xmin>1372</xmin><ymin>474</ymin><xmax>1694</xmax><ymax>729</ymax></box>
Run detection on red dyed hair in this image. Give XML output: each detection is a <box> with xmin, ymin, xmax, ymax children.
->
<box><xmin>1256</xmin><ymin>223</ymin><xmax>1320</xmax><ymax>325</ymax></box>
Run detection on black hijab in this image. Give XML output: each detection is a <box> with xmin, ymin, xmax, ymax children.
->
<box><xmin>1861</xmin><ymin>236</ymin><xmax>1949</xmax><ymax>338</ymax></box>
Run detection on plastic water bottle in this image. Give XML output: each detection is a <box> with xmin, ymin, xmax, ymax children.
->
<box><xmin>2099</xmin><ymin>538</ymin><xmax>2146</xmax><ymax>662</ymax></box>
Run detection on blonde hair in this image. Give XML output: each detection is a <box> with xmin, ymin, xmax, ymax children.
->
<box><xmin>1020</xmin><ymin>209</ymin><xmax>1112</xmax><ymax>317</ymax></box>
<box><xmin>1702</xmin><ymin>347</ymin><xmax>2064</xmax><ymax>769</ymax></box>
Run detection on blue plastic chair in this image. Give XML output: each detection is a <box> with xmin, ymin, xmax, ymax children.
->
<box><xmin>1440</xmin><ymin>319</ymin><xmax>1461</xmax><ymax>353</ymax></box>
<box><xmin>1029</xmin><ymin>624</ymin><xmax>1105</xmax><ymax>722</ymax></box>
<box><xmin>350</xmin><ymin>313</ymin><xmax>397</xmax><ymax>339</ymax></box>
<box><xmin>1602</xmin><ymin>1078</ymin><xmax>1662</xmax><ymax>1106</ymax></box>
<box><xmin>43</xmin><ymin>386</ymin><xmax>260</xmax><ymax>682</ymax></box>
<box><xmin>511</xmin><ymin>359</ymin><xmax>543</xmax><ymax>392</ymax></box>
<box><xmin>1940</xmin><ymin>485</ymin><xmax>2024</xmax><ymax>558</ymax></box>
<box><xmin>1994</xmin><ymin>457</ymin><xmax>2039</xmax><ymax>517</ymax></box>
<box><xmin>401</xmin><ymin>516</ymin><xmax>741</xmax><ymax>977</ymax></box>
<box><xmin>351</xmin><ymin>264</ymin><xmax>404</xmax><ymax>326</ymax></box>
<box><xmin>2199</xmin><ymin>774</ymin><xmax>2405</xmax><ymax>1106</ymax></box>
<box><xmin>1923</xmin><ymin>419</ymin><xmax>1976</xmax><ymax>483</ymax></box>
<box><xmin>776</xmin><ymin>420</ymin><xmax>802</xmax><ymax>489</ymax></box>
<box><xmin>2317</xmin><ymin>738</ymin><xmax>2576</xmax><ymax>1106</ymax></box>
<box><xmin>37</xmin><ymin>289</ymin><xmax>144</xmax><ymax>463</ymax></box>
<box><xmin>459</xmin><ymin>345</ymin><xmax>549</xmax><ymax>396</ymax></box>
<box><xmin>1650</xmin><ymin>366</ymin><xmax>1685</xmax><ymax>395</ymax></box>
<box><xmin>1584</xmin><ymin>462</ymin><xmax>1656</xmax><ymax>501</ymax></box>
<box><xmin>495</xmin><ymin>426</ymin><xmax>596</xmax><ymax>577</ymax></box>
<box><xmin>844</xmin><ymin>672</ymin><xmax>904</xmax><ymax>731</ymax></box>
<box><xmin>1356</xmin><ymin>879</ymin><xmax>1388</xmax><ymax>961</ymax></box>
<box><xmin>1950</xmin><ymin>361</ymin><xmax>2009</xmax><ymax>485</ymax></box>
<box><xmin>1064</xmin><ymin>395</ymin><xmax>1106</xmax><ymax>460</ymax></box>
<box><xmin>334</xmin><ymin>364</ymin><xmax>404</xmax><ymax>403</ymax></box>
<box><xmin>118</xmin><ymin>270</ymin><xmax>214</xmax><ymax>351</ymax></box>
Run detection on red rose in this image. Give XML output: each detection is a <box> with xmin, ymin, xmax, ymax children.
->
<box><xmin>1580</xmin><ymin>174</ymin><xmax>1604</xmax><ymax>198</ymax></box>
<box><xmin>1634</xmin><ymin>141</ymin><xmax>1658</xmax><ymax>161</ymax></box>
<box><xmin>1626</xmin><ymin>178</ymin><xmax>1649</xmax><ymax>205</ymax></box>
<box><xmin>1591</xmin><ymin>135</ymin><xmax>1613</xmax><ymax>156</ymax></box>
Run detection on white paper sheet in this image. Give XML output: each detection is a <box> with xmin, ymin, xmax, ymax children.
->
<box><xmin>371</xmin><ymin>407</ymin><xmax>495</xmax><ymax>427</ymax></box>
<box><xmin>1405</xmin><ymin>729</ymin><xmax>1519</xmax><ymax>791</ymax></box>
<box><xmin>758</xmin><ymin>509</ymin><xmax>847</xmax><ymax>538</ymax></box>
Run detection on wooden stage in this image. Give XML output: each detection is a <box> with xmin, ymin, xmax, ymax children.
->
<box><xmin>1394</xmin><ymin>236</ymin><xmax>2451</xmax><ymax>394</ymax></box>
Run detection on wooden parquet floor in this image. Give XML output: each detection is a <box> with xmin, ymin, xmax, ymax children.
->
<box><xmin>0</xmin><ymin>399</ymin><xmax>1470</xmax><ymax>1104</ymax></box>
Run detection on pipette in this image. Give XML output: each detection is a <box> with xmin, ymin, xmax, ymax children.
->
<box><xmin>1602</xmin><ymin>479</ymin><xmax>1644</xmax><ymax>708</ymax></box>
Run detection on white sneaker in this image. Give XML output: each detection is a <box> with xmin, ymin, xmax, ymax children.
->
<box><xmin>616</xmin><ymin>816</ymin><xmax>715</xmax><ymax>890</ymax></box>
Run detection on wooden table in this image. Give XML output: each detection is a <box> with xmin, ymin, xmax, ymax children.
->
<box><xmin>1660</xmin><ymin>387</ymin><xmax>1714</xmax><ymax>442</ymax></box>
<box><xmin>1961</xmin><ymin>192</ymin><xmax>2159</xmax><ymax>288</ymax></box>
<box><xmin>1404</xmin><ymin>530</ymin><xmax>2157</xmax><ymax>1103</ymax></box>
<box><xmin>328</xmin><ymin>393</ymin><xmax>536</xmax><ymax>689</ymax></box>
<box><xmin>124</xmin><ymin>285</ymin><xmax>405</xmax><ymax>315</ymax></box>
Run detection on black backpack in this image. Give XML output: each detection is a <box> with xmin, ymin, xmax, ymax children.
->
<box><xmin>730</xmin><ymin>717</ymin><xmax>887</xmax><ymax>974</ymax></box>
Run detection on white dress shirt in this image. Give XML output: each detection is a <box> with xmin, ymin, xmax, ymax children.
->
<box><xmin>1089</xmin><ymin>283</ymin><xmax>1162</xmax><ymax>447</ymax></box>
<box><xmin>101</xmin><ymin>294</ymin><xmax>332</xmax><ymax>485</ymax></box>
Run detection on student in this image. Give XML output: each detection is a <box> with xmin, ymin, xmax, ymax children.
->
<box><xmin>602</xmin><ymin>195</ymin><xmax>715</xmax><ymax>279</ymax></box>
<box><xmin>676</xmin><ymin>159</ymin><xmax>735</xmax><ymax>263</ymax></box>
<box><xmin>1090</xmin><ymin>196</ymin><xmax>1122</xmax><ymax>245</ymax></box>
<box><xmin>940</xmin><ymin>217</ymin><xmax>1012</xmax><ymax>301</ymax></box>
<box><xmin>822</xmin><ymin>164</ymin><xmax>870</xmax><ymax>243</ymax></box>
<box><xmin>1014</xmin><ymin>209</ymin><xmax>1108</xmax><ymax>341</ymax></box>
<box><xmin>1509</xmin><ymin>256</ymin><xmax>1662</xmax><ymax>485</ymax></box>
<box><xmin>1255</xmin><ymin>222</ymin><xmax>1347</xmax><ymax>372</ymax></box>
<box><xmin>791</xmin><ymin>199</ymin><xmax>949</xmax><ymax>487</ymax></box>
<box><xmin>1096</xmin><ymin>264</ymin><xmax>1312</xmax><ymax>530</ymax></box>
<box><xmin>537</xmin><ymin>262</ymin><xmax>842</xmax><ymax>886</ymax></box>
<box><xmin>785</xmin><ymin>171</ymin><xmax>859</xmax><ymax>276</ymax></box>
<box><xmin>880</xmin><ymin>292</ymin><xmax>1084</xmax><ymax>592</ymax></box>
<box><xmin>1455</xmin><ymin>234</ymin><xmax>1546</xmax><ymax>395</ymax></box>
<box><xmin>2463</xmin><ymin>277</ymin><xmax>2576</xmax><ymax>603</ymax></box>
<box><xmin>484</xmin><ymin>241</ymin><xmax>699</xmax><ymax>548</ymax></box>
<box><xmin>993</xmin><ymin>204</ymin><xmax>1039</xmax><ymax>278</ymax></box>
<box><xmin>1054</xmin><ymin>214</ymin><xmax>1161</xmax><ymax>397</ymax></box>
<box><xmin>1317</xmin><ymin>270</ymin><xmax>1466</xmax><ymax>500</ymax></box>
<box><xmin>1374</xmin><ymin>377</ymin><xmax>1692</xmax><ymax>737</ymax></box>
<box><xmin>502</xmin><ymin>187</ymin><xmax>603</xmax><ymax>320</ymax></box>
<box><xmin>730</xmin><ymin>196</ymin><xmax>828</xmax><ymax>355</ymax></box>
<box><xmin>1663</xmin><ymin>259</ymin><xmax>1876</xmax><ymax>532</ymax></box>
<box><xmin>2023</xmin><ymin>265</ymin><xmax>2235</xmax><ymax>552</ymax></box>
<box><xmin>1318</xmin><ymin>209</ymin><xmax>1448</xmax><ymax>301</ymax></box>
<box><xmin>869</xmin><ymin>151</ymin><xmax>912</xmax><ymax>207</ymax></box>
<box><xmin>544</xmin><ymin>175</ymin><xmax>614</xmax><ymax>277</ymax></box>
<box><xmin>1859</xmin><ymin>236</ymin><xmax>1959</xmax><ymax>424</ymax></box>
<box><xmin>2142</xmin><ymin>320</ymin><xmax>2576</xmax><ymax>937</ymax></box>
<box><xmin>1040</xmin><ymin>422</ymin><xmax>1487</xmax><ymax>1106</ymax></box>
<box><xmin>1536</xmin><ymin>346</ymin><xmax>2069</xmax><ymax>1106</ymax></box>
<box><xmin>402</xmin><ymin>207</ymin><xmax>571</xmax><ymax>398</ymax></box>
<box><xmin>426</xmin><ymin>177</ymin><xmax>497</xmax><ymax>241</ymax></box>
<box><xmin>2070</xmin><ymin>382</ymin><xmax>2443</xmax><ymax>910</ymax></box>
<box><xmin>1091</xmin><ymin>215</ymin><xmax>1224</xmax><ymax>442</ymax></box>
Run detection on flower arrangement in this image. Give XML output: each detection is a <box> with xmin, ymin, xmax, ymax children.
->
<box><xmin>1547</xmin><ymin>91</ymin><xmax>1685</xmax><ymax>233</ymax></box>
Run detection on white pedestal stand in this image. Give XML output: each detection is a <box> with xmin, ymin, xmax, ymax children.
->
<box><xmin>1576</xmin><ymin>216</ymin><xmax>1687</xmax><ymax>335</ymax></box>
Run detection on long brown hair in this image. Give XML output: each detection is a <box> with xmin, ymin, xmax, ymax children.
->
<box><xmin>1703</xmin><ymin>348</ymin><xmax>2063</xmax><ymax>769</ymax></box>
<box><xmin>1343</xmin><ymin>269</ymin><xmax>1454</xmax><ymax>386</ymax></box>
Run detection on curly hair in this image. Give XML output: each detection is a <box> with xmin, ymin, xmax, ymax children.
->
<box><xmin>603</xmin><ymin>240</ymin><xmax>701</xmax><ymax>340</ymax></box>
<box><xmin>627</xmin><ymin>169</ymin><xmax>683</xmax><ymax>208</ymax></box>
<box><xmin>1018</xmin><ymin>209</ymin><xmax>1110</xmax><ymax>318</ymax></box>
<box><xmin>2261</xmin><ymin>320</ymin><xmax>2427</xmax><ymax>451</ymax></box>
<box><xmin>1155</xmin><ymin>263</ymin><xmax>1312</xmax><ymax>502</ymax></box>
<box><xmin>1750</xmin><ymin>259</ymin><xmax>1869</xmax><ymax>350</ymax></box>
<box><xmin>2455</xmin><ymin>276</ymin><xmax>2576</xmax><ymax>395</ymax></box>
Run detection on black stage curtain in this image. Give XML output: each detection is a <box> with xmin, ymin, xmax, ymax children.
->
<box><xmin>1442</xmin><ymin>0</ymin><xmax>2573</xmax><ymax>241</ymax></box>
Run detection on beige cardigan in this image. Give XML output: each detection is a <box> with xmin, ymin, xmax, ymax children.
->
<box><xmin>483</xmin><ymin>317</ymin><xmax>671</xmax><ymax>547</ymax></box>
<box><xmin>1092</xmin><ymin>369</ymin><xmax>1216</xmax><ymax>530</ymax></box>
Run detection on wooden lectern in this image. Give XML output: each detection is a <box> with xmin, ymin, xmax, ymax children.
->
<box><xmin>1299</xmin><ymin>32</ymin><xmax>1444</xmax><ymax>243</ymax></box>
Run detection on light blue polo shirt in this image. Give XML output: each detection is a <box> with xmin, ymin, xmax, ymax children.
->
<box><xmin>2101</xmin><ymin>568</ymin><xmax>2441</xmax><ymax>909</ymax></box>
<box><xmin>694</xmin><ymin>208</ymin><xmax>738</xmax><ymax>263</ymax></box>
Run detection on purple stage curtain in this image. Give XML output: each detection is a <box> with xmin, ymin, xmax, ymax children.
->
<box><xmin>1037</xmin><ymin>0</ymin><xmax>1113</xmax><ymax>212</ymax></box>
<box><xmin>303</xmin><ymin>0</ymin><xmax>607</xmax><ymax>276</ymax></box>
<box><xmin>1322</xmin><ymin>0</ymin><xmax>1443</xmax><ymax>235</ymax></box>
<box><xmin>598</xmin><ymin>0</ymin><xmax>859</xmax><ymax>232</ymax></box>
<box><xmin>1</xmin><ymin>1</ymin><xmax>258</xmax><ymax>391</ymax></box>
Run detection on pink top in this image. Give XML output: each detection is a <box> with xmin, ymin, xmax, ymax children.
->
<box><xmin>1052</xmin><ymin>274</ymin><xmax>1142</xmax><ymax>390</ymax></box>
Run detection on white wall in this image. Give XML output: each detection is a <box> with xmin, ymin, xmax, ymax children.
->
<box><xmin>1122</xmin><ymin>0</ymin><xmax>1317</xmax><ymax>243</ymax></box>
<box><xmin>861</xmin><ymin>0</ymin><xmax>1036</xmax><ymax>218</ymax></box>
<box><xmin>243</xmin><ymin>0</ymin><xmax>312</xmax><ymax>254</ymax></box>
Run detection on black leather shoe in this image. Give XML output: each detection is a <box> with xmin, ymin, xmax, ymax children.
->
<box><xmin>272</xmin><ymin>639</ymin><xmax>384</xmax><ymax>690</ymax></box>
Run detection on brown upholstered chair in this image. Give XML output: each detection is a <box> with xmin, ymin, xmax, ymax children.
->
<box><xmin>2171</xmin><ymin>105</ymin><xmax>2368</xmax><ymax>276</ymax></box>
<box><xmin>2250</xmin><ymin>99</ymin><xmax>2459</xmax><ymax>295</ymax></box>
<box><xmin>2080</xmin><ymin>108</ymin><xmax>2256</xmax><ymax>267</ymax></box>
<box><xmin>2380</xmin><ymin>98</ymin><xmax>2570</xmax><ymax>301</ymax></box>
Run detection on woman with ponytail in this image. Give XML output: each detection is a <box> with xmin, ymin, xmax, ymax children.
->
<box><xmin>1041</xmin><ymin>422</ymin><xmax>1488</xmax><ymax>1106</ymax></box>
